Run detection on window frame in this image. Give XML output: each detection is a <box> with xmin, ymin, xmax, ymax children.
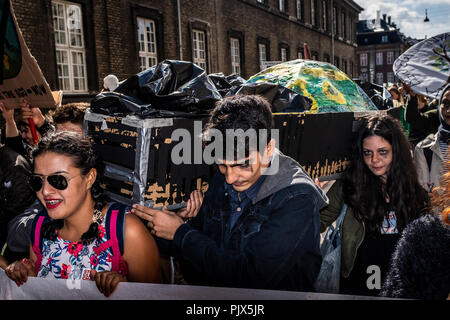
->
<box><xmin>51</xmin><ymin>0</ymin><xmax>88</xmax><ymax>93</ymax></box>
<box><xmin>322</xmin><ymin>0</ymin><xmax>327</xmax><ymax>32</ymax></box>
<box><xmin>387</xmin><ymin>51</ymin><xmax>394</xmax><ymax>65</ymax></box>
<box><xmin>376</xmin><ymin>72</ymin><xmax>384</xmax><ymax>85</ymax></box>
<box><xmin>387</xmin><ymin>72</ymin><xmax>394</xmax><ymax>83</ymax></box>
<box><xmin>333</xmin><ymin>6</ymin><xmax>338</xmax><ymax>36</ymax></box>
<box><xmin>136</xmin><ymin>17</ymin><xmax>158</xmax><ymax>72</ymax></box>
<box><xmin>376</xmin><ymin>52</ymin><xmax>383</xmax><ymax>66</ymax></box>
<box><xmin>130</xmin><ymin>4</ymin><xmax>164</xmax><ymax>74</ymax></box>
<box><xmin>279</xmin><ymin>0</ymin><xmax>286</xmax><ymax>13</ymax></box>
<box><xmin>296</xmin><ymin>0</ymin><xmax>304</xmax><ymax>21</ymax></box>
<box><xmin>192</xmin><ymin>29</ymin><xmax>207</xmax><ymax>71</ymax></box>
<box><xmin>341</xmin><ymin>9</ymin><xmax>346</xmax><ymax>39</ymax></box>
<box><xmin>257</xmin><ymin>37</ymin><xmax>270</xmax><ymax>71</ymax></box>
<box><xmin>360</xmin><ymin>53</ymin><xmax>368</xmax><ymax>67</ymax></box>
<box><xmin>311</xmin><ymin>0</ymin><xmax>317</xmax><ymax>26</ymax></box>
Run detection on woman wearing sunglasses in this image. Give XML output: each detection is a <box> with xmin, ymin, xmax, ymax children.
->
<box><xmin>3</xmin><ymin>131</ymin><xmax>162</xmax><ymax>297</ymax></box>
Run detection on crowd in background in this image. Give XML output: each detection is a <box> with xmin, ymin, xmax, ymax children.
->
<box><xmin>0</xmin><ymin>77</ymin><xmax>448</xmax><ymax>300</ymax></box>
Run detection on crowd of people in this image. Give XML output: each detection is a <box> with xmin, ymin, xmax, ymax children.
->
<box><xmin>0</xmin><ymin>79</ymin><xmax>448</xmax><ymax>299</ymax></box>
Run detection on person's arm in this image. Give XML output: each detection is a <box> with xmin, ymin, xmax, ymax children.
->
<box><xmin>90</xmin><ymin>214</ymin><xmax>162</xmax><ymax>297</ymax></box>
<box><xmin>319</xmin><ymin>179</ymin><xmax>344</xmax><ymax>233</ymax></box>
<box><xmin>3</xmin><ymin>245</ymin><xmax>37</xmax><ymax>286</ymax></box>
<box><xmin>0</xmin><ymin>255</ymin><xmax>8</xmax><ymax>270</ymax></box>
<box><xmin>0</xmin><ymin>103</ymin><xmax>19</xmax><ymax>138</ymax></box>
<box><xmin>122</xmin><ymin>214</ymin><xmax>162</xmax><ymax>283</ymax></box>
<box><xmin>405</xmin><ymin>95</ymin><xmax>440</xmax><ymax>134</ymax></box>
<box><xmin>20</xmin><ymin>102</ymin><xmax>54</xmax><ymax>136</ymax></box>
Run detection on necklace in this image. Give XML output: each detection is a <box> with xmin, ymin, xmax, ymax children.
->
<box><xmin>92</xmin><ymin>209</ymin><xmax>104</xmax><ymax>224</ymax></box>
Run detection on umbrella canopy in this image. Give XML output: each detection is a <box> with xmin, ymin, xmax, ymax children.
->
<box><xmin>393</xmin><ymin>32</ymin><xmax>450</xmax><ymax>100</ymax></box>
<box><xmin>247</xmin><ymin>59</ymin><xmax>378</xmax><ymax>113</ymax></box>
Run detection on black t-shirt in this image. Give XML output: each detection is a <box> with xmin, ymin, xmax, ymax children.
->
<box><xmin>340</xmin><ymin>212</ymin><xmax>401</xmax><ymax>297</ymax></box>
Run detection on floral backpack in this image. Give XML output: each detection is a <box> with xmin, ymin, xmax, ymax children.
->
<box><xmin>30</xmin><ymin>202</ymin><xmax>129</xmax><ymax>276</ymax></box>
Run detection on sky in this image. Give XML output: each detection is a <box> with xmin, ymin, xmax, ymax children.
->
<box><xmin>354</xmin><ymin>0</ymin><xmax>450</xmax><ymax>40</ymax></box>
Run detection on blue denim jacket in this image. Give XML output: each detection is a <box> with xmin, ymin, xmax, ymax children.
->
<box><xmin>160</xmin><ymin>150</ymin><xmax>328</xmax><ymax>291</ymax></box>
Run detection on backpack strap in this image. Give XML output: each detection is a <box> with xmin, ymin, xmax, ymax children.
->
<box><xmin>103</xmin><ymin>202</ymin><xmax>128</xmax><ymax>276</ymax></box>
<box><xmin>30</xmin><ymin>210</ymin><xmax>49</xmax><ymax>271</ymax></box>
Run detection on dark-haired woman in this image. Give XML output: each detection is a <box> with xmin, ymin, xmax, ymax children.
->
<box><xmin>319</xmin><ymin>114</ymin><xmax>430</xmax><ymax>296</ymax></box>
<box><xmin>3</xmin><ymin>131</ymin><xmax>161</xmax><ymax>296</ymax></box>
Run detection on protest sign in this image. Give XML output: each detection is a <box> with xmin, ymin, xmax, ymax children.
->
<box><xmin>393</xmin><ymin>32</ymin><xmax>450</xmax><ymax>99</ymax></box>
<box><xmin>0</xmin><ymin>0</ymin><xmax>58</xmax><ymax>109</ymax></box>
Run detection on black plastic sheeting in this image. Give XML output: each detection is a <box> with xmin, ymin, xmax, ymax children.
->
<box><xmin>90</xmin><ymin>60</ymin><xmax>312</xmax><ymax>118</ymax></box>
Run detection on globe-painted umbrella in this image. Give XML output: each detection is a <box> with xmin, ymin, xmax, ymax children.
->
<box><xmin>247</xmin><ymin>59</ymin><xmax>378</xmax><ymax>113</ymax></box>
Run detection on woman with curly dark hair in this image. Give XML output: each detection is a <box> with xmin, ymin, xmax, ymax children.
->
<box><xmin>3</xmin><ymin>131</ymin><xmax>161</xmax><ymax>296</ymax></box>
<box><xmin>319</xmin><ymin>114</ymin><xmax>430</xmax><ymax>296</ymax></box>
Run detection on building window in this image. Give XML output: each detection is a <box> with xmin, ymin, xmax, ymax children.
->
<box><xmin>387</xmin><ymin>72</ymin><xmax>394</xmax><ymax>84</ymax></box>
<box><xmin>279</xmin><ymin>0</ymin><xmax>286</xmax><ymax>12</ymax></box>
<box><xmin>230</xmin><ymin>37</ymin><xmax>241</xmax><ymax>75</ymax></box>
<box><xmin>342</xmin><ymin>59</ymin><xmax>347</xmax><ymax>74</ymax></box>
<box><xmin>259</xmin><ymin>43</ymin><xmax>267</xmax><ymax>70</ymax></box>
<box><xmin>376</xmin><ymin>72</ymin><xmax>384</xmax><ymax>84</ymax></box>
<box><xmin>333</xmin><ymin>6</ymin><xmax>337</xmax><ymax>36</ymax></box>
<box><xmin>137</xmin><ymin>17</ymin><xmax>158</xmax><ymax>71</ymax></box>
<box><xmin>312</xmin><ymin>51</ymin><xmax>319</xmax><ymax>61</ymax></box>
<box><xmin>323</xmin><ymin>54</ymin><xmax>330</xmax><ymax>63</ymax></box>
<box><xmin>349</xmin><ymin>15</ymin><xmax>353</xmax><ymax>42</ymax></box>
<box><xmin>341</xmin><ymin>10</ymin><xmax>346</xmax><ymax>39</ymax></box>
<box><xmin>350</xmin><ymin>61</ymin><xmax>354</xmax><ymax>77</ymax></box>
<box><xmin>281</xmin><ymin>47</ymin><xmax>287</xmax><ymax>62</ymax></box>
<box><xmin>360</xmin><ymin>53</ymin><xmax>368</xmax><ymax>67</ymax></box>
<box><xmin>387</xmin><ymin>51</ymin><xmax>394</xmax><ymax>64</ymax></box>
<box><xmin>192</xmin><ymin>29</ymin><xmax>207</xmax><ymax>70</ymax></box>
<box><xmin>296</xmin><ymin>0</ymin><xmax>303</xmax><ymax>20</ymax></box>
<box><xmin>360</xmin><ymin>72</ymin><xmax>368</xmax><ymax>82</ymax></box>
<box><xmin>376</xmin><ymin>52</ymin><xmax>383</xmax><ymax>65</ymax></box>
<box><xmin>381</xmin><ymin>35</ymin><xmax>388</xmax><ymax>43</ymax></box>
<box><xmin>322</xmin><ymin>0</ymin><xmax>327</xmax><ymax>31</ymax></box>
<box><xmin>334</xmin><ymin>56</ymin><xmax>339</xmax><ymax>68</ymax></box>
<box><xmin>52</xmin><ymin>1</ymin><xmax>87</xmax><ymax>92</ymax></box>
<box><xmin>311</xmin><ymin>0</ymin><xmax>316</xmax><ymax>26</ymax></box>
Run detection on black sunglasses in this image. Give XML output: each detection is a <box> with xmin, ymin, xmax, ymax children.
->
<box><xmin>28</xmin><ymin>174</ymin><xmax>79</xmax><ymax>192</ymax></box>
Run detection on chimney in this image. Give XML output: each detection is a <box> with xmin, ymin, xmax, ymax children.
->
<box><xmin>382</xmin><ymin>14</ymin><xmax>387</xmax><ymax>21</ymax></box>
<box><xmin>388</xmin><ymin>16</ymin><xmax>391</xmax><ymax>25</ymax></box>
<box><xmin>376</xmin><ymin>10</ymin><xmax>381</xmax><ymax>22</ymax></box>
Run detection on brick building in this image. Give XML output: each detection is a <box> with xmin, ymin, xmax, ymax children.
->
<box><xmin>356</xmin><ymin>12</ymin><xmax>419</xmax><ymax>85</ymax></box>
<box><xmin>11</xmin><ymin>0</ymin><xmax>363</xmax><ymax>103</ymax></box>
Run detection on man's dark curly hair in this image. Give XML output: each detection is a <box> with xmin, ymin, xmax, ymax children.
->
<box><xmin>32</xmin><ymin>131</ymin><xmax>108</xmax><ymax>245</ymax></box>
<box><xmin>202</xmin><ymin>95</ymin><xmax>274</xmax><ymax>161</ymax></box>
<box><xmin>51</xmin><ymin>102</ymin><xmax>89</xmax><ymax>126</ymax></box>
<box><xmin>343</xmin><ymin>114</ymin><xmax>430</xmax><ymax>236</ymax></box>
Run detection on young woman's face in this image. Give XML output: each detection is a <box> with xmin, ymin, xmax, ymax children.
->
<box><xmin>440</xmin><ymin>90</ymin><xmax>450</xmax><ymax>126</ymax></box>
<box><xmin>362</xmin><ymin>135</ymin><xmax>393</xmax><ymax>181</ymax></box>
<box><xmin>33</xmin><ymin>152</ymin><xmax>93</xmax><ymax>220</ymax></box>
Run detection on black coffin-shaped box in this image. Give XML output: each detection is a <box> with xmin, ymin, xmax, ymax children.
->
<box><xmin>84</xmin><ymin>109</ymin><xmax>213</xmax><ymax>209</ymax></box>
<box><xmin>84</xmin><ymin>107</ymin><xmax>401</xmax><ymax>208</ymax></box>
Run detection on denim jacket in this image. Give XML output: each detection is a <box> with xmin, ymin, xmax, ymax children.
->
<box><xmin>160</xmin><ymin>149</ymin><xmax>329</xmax><ymax>291</ymax></box>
